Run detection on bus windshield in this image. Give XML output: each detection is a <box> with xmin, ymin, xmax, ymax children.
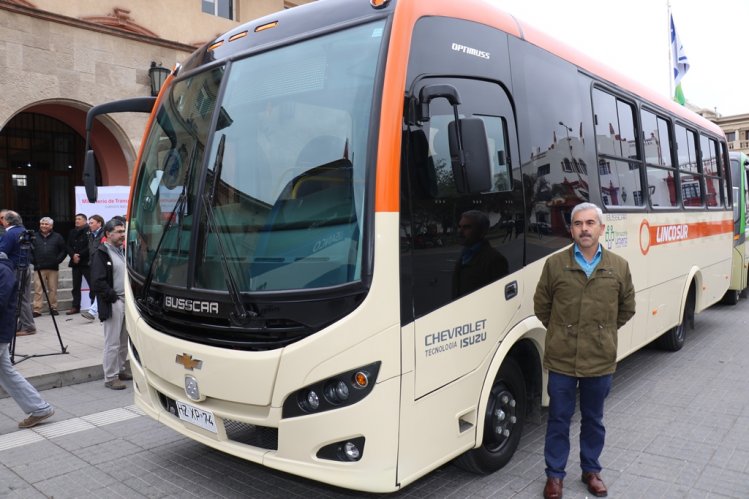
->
<box><xmin>129</xmin><ymin>20</ymin><xmax>385</xmax><ymax>293</ymax></box>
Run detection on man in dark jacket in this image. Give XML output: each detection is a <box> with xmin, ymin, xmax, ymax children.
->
<box><xmin>90</xmin><ymin>218</ymin><xmax>130</xmax><ymax>390</ymax></box>
<box><xmin>0</xmin><ymin>252</ymin><xmax>55</xmax><ymax>428</ymax></box>
<box><xmin>31</xmin><ymin>217</ymin><xmax>67</xmax><ymax>316</ymax></box>
<box><xmin>0</xmin><ymin>210</ymin><xmax>36</xmax><ymax>335</ymax></box>
<box><xmin>534</xmin><ymin>202</ymin><xmax>635</xmax><ymax>499</ymax></box>
<box><xmin>81</xmin><ymin>214</ymin><xmax>105</xmax><ymax>321</ymax></box>
<box><xmin>66</xmin><ymin>213</ymin><xmax>91</xmax><ymax>315</ymax></box>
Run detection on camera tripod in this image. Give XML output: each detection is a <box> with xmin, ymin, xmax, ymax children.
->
<box><xmin>10</xmin><ymin>235</ymin><xmax>68</xmax><ymax>365</ymax></box>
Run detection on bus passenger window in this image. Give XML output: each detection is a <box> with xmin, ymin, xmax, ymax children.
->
<box><xmin>641</xmin><ymin>109</ymin><xmax>677</xmax><ymax>208</ymax></box>
<box><xmin>701</xmin><ymin>135</ymin><xmax>722</xmax><ymax>208</ymax></box>
<box><xmin>675</xmin><ymin>124</ymin><xmax>703</xmax><ymax>207</ymax></box>
<box><xmin>593</xmin><ymin>88</ymin><xmax>643</xmax><ymax>208</ymax></box>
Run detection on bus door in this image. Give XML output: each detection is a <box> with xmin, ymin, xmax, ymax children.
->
<box><xmin>401</xmin><ymin>76</ymin><xmax>524</xmax><ymax>399</ymax></box>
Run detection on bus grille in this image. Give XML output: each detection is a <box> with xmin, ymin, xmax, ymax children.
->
<box><xmin>224</xmin><ymin>419</ymin><xmax>278</xmax><ymax>450</ymax></box>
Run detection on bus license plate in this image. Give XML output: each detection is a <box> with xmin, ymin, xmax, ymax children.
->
<box><xmin>175</xmin><ymin>400</ymin><xmax>217</xmax><ymax>433</ymax></box>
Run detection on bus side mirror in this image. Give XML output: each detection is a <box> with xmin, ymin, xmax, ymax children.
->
<box><xmin>448</xmin><ymin>118</ymin><xmax>492</xmax><ymax>193</ymax></box>
<box><xmin>83</xmin><ymin>150</ymin><xmax>98</xmax><ymax>203</ymax></box>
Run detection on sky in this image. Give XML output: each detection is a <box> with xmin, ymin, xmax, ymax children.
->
<box><xmin>491</xmin><ymin>0</ymin><xmax>749</xmax><ymax>116</ymax></box>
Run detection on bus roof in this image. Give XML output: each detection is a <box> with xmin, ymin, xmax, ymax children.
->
<box><xmin>393</xmin><ymin>0</ymin><xmax>723</xmax><ymax>137</ymax></box>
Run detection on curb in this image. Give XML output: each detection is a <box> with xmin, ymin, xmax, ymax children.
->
<box><xmin>0</xmin><ymin>365</ymin><xmax>104</xmax><ymax>399</ymax></box>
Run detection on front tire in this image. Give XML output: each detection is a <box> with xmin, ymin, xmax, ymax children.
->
<box><xmin>455</xmin><ymin>357</ymin><xmax>526</xmax><ymax>474</ymax></box>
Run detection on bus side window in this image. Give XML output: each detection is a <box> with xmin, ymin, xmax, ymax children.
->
<box><xmin>593</xmin><ymin>88</ymin><xmax>643</xmax><ymax>208</ymax></box>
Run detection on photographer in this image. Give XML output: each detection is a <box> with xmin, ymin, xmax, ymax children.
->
<box><xmin>0</xmin><ymin>210</ymin><xmax>36</xmax><ymax>336</ymax></box>
<box><xmin>0</xmin><ymin>251</ymin><xmax>55</xmax><ymax>428</ymax></box>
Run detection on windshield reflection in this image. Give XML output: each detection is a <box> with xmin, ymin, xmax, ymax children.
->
<box><xmin>129</xmin><ymin>20</ymin><xmax>385</xmax><ymax>293</ymax></box>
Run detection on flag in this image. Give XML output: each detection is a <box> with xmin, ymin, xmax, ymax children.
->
<box><xmin>670</xmin><ymin>13</ymin><xmax>689</xmax><ymax>105</ymax></box>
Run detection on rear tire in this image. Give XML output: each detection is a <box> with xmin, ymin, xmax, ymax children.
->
<box><xmin>455</xmin><ymin>358</ymin><xmax>526</xmax><ymax>474</ymax></box>
<box><xmin>722</xmin><ymin>289</ymin><xmax>740</xmax><ymax>305</ymax></box>
<box><xmin>657</xmin><ymin>288</ymin><xmax>694</xmax><ymax>351</ymax></box>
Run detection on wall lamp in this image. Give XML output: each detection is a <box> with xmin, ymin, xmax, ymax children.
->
<box><xmin>148</xmin><ymin>61</ymin><xmax>170</xmax><ymax>96</ymax></box>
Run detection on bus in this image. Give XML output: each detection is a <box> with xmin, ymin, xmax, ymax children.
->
<box><xmin>82</xmin><ymin>0</ymin><xmax>733</xmax><ymax>492</ymax></box>
<box><xmin>725</xmin><ymin>151</ymin><xmax>749</xmax><ymax>303</ymax></box>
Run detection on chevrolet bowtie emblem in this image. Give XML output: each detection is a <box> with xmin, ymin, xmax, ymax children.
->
<box><xmin>175</xmin><ymin>353</ymin><xmax>203</xmax><ymax>370</ymax></box>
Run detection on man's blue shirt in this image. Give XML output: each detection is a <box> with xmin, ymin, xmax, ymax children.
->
<box><xmin>574</xmin><ymin>243</ymin><xmax>602</xmax><ymax>278</ymax></box>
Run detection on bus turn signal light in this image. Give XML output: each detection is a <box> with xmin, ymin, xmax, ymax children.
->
<box><xmin>354</xmin><ymin>371</ymin><xmax>369</xmax><ymax>388</ymax></box>
<box><xmin>370</xmin><ymin>0</ymin><xmax>391</xmax><ymax>8</ymax></box>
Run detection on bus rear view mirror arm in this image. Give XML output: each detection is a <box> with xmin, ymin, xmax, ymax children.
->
<box><xmin>83</xmin><ymin>97</ymin><xmax>157</xmax><ymax>203</ymax></box>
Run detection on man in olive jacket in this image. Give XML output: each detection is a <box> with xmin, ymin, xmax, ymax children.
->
<box><xmin>534</xmin><ymin>202</ymin><xmax>635</xmax><ymax>499</ymax></box>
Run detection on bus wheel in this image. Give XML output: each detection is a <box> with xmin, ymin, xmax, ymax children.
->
<box><xmin>657</xmin><ymin>289</ymin><xmax>694</xmax><ymax>351</ymax></box>
<box><xmin>454</xmin><ymin>358</ymin><xmax>526</xmax><ymax>474</ymax></box>
<box><xmin>722</xmin><ymin>289</ymin><xmax>740</xmax><ymax>305</ymax></box>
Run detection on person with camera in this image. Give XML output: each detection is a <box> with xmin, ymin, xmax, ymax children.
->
<box><xmin>0</xmin><ymin>251</ymin><xmax>55</xmax><ymax>428</ymax></box>
<box><xmin>0</xmin><ymin>210</ymin><xmax>36</xmax><ymax>336</ymax></box>
<box><xmin>31</xmin><ymin>217</ymin><xmax>67</xmax><ymax>317</ymax></box>
<box><xmin>66</xmin><ymin>213</ymin><xmax>91</xmax><ymax>315</ymax></box>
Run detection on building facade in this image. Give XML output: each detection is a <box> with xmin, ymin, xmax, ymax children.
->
<box><xmin>710</xmin><ymin>113</ymin><xmax>749</xmax><ymax>156</ymax></box>
<box><xmin>0</xmin><ymin>0</ymin><xmax>310</xmax><ymax>234</ymax></box>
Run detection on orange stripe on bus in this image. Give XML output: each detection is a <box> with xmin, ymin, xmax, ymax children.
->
<box><xmin>638</xmin><ymin>219</ymin><xmax>733</xmax><ymax>255</ymax></box>
<box><xmin>127</xmin><ymin>71</ymin><xmax>175</xmax><ymax>221</ymax></box>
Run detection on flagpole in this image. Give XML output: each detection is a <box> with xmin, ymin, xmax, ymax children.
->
<box><xmin>667</xmin><ymin>0</ymin><xmax>673</xmax><ymax>99</ymax></box>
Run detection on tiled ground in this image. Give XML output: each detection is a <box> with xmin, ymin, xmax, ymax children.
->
<box><xmin>0</xmin><ymin>302</ymin><xmax>746</xmax><ymax>498</ymax></box>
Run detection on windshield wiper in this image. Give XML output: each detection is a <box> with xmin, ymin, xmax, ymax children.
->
<box><xmin>202</xmin><ymin>134</ymin><xmax>255</xmax><ymax>326</ymax></box>
<box><xmin>139</xmin><ymin>142</ymin><xmax>197</xmax><ymax>307</ymax></box>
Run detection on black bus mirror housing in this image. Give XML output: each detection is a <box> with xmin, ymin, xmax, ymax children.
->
<box><xmin>83</xmin><ymin>149</ymin><xmax>98</xmax><ymax>203</ymax></box>
<box><xmin>448</xmin><ymin>118</ymin><xmax>492</xmax><ymax>193</ymax></box>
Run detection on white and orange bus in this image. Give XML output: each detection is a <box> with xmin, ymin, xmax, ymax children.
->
<box><xmin>83</xmin><ymin>0</ymin><xmax>733</xmax><ymax>492</ymax></box>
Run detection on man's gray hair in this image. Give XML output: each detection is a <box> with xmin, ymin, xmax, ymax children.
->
<box><xmin>40</xmin><ymin>216</ymin><xmax>53</xmax><ymax>225</ymax></box>
<box><xmin>461</xmin><ymin>210</ymin><xmax>491</xmax><ymax>233</ymax></box>
<box><xmin>571</xmin><ymin>202</ymin><xmax>603</xmax><ymax>224</ymax></box>
<box><xmin>3</xmin><ymin>210</ymin><xmax>22</xmax><ymax>226</ymax></box>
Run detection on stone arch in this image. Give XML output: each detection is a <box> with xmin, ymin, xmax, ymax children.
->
<box><xmin>17</xmin><ymin>98</ymin><xmax>135</xmax><ymax>186</ymax></box>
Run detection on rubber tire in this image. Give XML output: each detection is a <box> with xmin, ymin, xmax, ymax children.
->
<box><xmin>722</xmin><ymin>289</ymin><xmax>740</xmax><ymax>306</ymax></box>
<box><xmin>656</xmin><ymin>290</ymin><xmax>694</xmax><ymax>351</ymax></box>
<box><xmin>454</xmin><ymin>357</ymin><xmax>526</xmax><ymax>474</ymax></box>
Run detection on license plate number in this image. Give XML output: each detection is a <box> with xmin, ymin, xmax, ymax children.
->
<box><xmin>175</xmin><ymin>400</ymin><xmax>217</xmax><ymax>433</ymax></box>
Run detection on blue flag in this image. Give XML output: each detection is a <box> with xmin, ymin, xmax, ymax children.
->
<box><xmin>670</xmin><ymin>14</ymin><xmax>689</xmax><ymax>105</ymax></box>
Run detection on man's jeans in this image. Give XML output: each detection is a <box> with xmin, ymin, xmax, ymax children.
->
<box><xmin>544</xmin><ymin>371</ymin><xmax>612</xmax><ymax>479</ymax></box>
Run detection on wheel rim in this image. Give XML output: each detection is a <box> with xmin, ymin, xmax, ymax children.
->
<box><xmin>484</xmin><ymin>384</ymin><xmax>518</xmax><ymax>452</ymax></box>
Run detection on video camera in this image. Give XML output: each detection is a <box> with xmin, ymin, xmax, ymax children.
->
<box><xmin>18</xmin><ymin>229</ymin><xmax>35</xmax><ymax>246</ymax></box>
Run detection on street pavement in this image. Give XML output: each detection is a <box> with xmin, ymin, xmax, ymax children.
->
<box><xmin>3</xmin><ymin>311</ymin><xmax>104</xmax><ymax>397</ymax></box>
<box><xmin>0</xmin><ymin>301</ymin><xmax>747</xmax><ymax>498</ymax></box>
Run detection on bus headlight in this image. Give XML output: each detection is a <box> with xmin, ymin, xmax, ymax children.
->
<box><xmin>303</xmin><ymin>390</ymin><xmax>320</xmax><ymax>411</ymax></box>
<box><xmin>282</xmin><ymin>362</ymin><xmax>381</xmax><ymax>418</ymax></box>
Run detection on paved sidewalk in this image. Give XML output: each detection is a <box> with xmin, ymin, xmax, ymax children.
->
<box><xmin>3</xmin><ymin>312</ymin><xmax>105</xmax><ymax>397</ymax></box>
